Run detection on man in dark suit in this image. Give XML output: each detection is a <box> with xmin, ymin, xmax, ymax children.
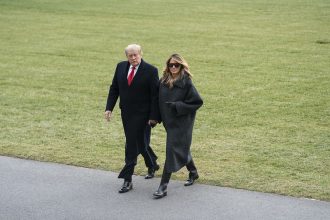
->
<box><xmin>105</xmin><ymin>44</ymin><xmax>160</xmax><ymax>193</ymax></box>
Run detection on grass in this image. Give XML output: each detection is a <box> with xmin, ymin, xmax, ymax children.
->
<box><xmin>0</xmin><ymin>0</ymin><xmax>329</xmax><ymax>201</ymax></box>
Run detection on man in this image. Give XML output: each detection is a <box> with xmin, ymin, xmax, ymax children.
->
<box><xmin>105</xmin><ymin>44</ymin><xmax>160</xmax><ymax>193</ymax></box>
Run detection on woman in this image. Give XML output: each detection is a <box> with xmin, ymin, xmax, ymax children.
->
<box><xmin>153</xmin><ymin>54</ymin><xmax>203</xmax><ymax>199</ymax></box>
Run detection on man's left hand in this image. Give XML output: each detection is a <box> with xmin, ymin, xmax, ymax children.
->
<box><xmin>148</xmin><ymin>120</ymin><xmax>158</xmax><ymax>128</ymax></box>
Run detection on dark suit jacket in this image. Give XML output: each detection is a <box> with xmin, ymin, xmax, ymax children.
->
<box><xmin>106</xmin><ymin>59</ymin><xmax>160</xmax><ymax>125</ymax></box>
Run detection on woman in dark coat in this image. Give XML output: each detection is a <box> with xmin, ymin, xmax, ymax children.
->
<box><xmin>153</xmin><ymin>54</ymin><xmax>203</xmax><ymax>199</ymax></box>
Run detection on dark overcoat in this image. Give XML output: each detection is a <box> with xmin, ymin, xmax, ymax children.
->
<box><xmin>106</xmin><ymin>59</ymin><xmax>160</xmax><ymax>178</ymax></box>
<box><xmin>159</xmin><ymin>73</ymin><xmax>203</xmax><ymax>173</ymax></box>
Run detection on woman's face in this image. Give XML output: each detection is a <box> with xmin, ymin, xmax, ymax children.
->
<box><xmin>168</xmin><ymin>58</ymin><xmax>182</xmax><ymax>76</ymax></box>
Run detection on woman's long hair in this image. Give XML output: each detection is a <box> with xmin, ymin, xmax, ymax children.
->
<box><xmin>161</xmin><ymin>54</ymin><xmax>193</xmax><ymax>88</ymax></box>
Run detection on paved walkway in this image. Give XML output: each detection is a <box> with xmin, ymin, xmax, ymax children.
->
<box><xmin>0</xmin><ymin>156</ymin><xmax>329</xmax><ymax>220</ymax></box>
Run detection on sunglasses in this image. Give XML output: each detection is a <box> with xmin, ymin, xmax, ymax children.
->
<box><xmin>167</xmin><ymin>63</ymin><xmax>181</xmax><ymax>68</ymax></box>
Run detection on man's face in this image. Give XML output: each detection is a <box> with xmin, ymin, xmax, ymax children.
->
<box><xmin>126</xmin><ymin>49</ymin><xmax>142</xmax><ymax>67</ymax></box>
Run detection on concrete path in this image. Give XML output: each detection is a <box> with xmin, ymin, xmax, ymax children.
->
<box><xmin>0</xmin><ymin>156</ymin><xmax>329</xmax><ymax>220</ymax></box>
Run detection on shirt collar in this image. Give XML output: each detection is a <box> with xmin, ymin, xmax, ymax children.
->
<box><xmin>130</xmin><ymin>64</ymin><xmax>140</xmax><ymax>70</ymax></box>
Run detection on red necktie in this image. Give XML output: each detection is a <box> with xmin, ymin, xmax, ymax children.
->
<box><xmin>127</xmin><ymin>66</ymin><xmax>135</xmax><ymax>86</ymax></box>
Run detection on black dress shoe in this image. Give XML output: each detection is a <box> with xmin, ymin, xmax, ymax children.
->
<box><xmin>184</xmin><ymin>172</ymin><xmax>199</xmax><ymax>186</ymax></box>
<box><xmin>145</xmin><ymin>164</ymin><xmax>160</xmax><ymax>179</ymax></box>
<box><xmin>153</xmin><ymin>184</ymin><xmax>167</xmax><ymax>199</ymax></box>
<box><xmin>118</xmin><ymin>181</ymin><xmax>133</xmax><ymax>193</ymax></box>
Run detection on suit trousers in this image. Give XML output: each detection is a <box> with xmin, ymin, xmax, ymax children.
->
<box><xmin>118</xmin><ymin>111</ymin><xmax>154</xmax><ymax>181</ymax></box>
<box><xmin>143</xmin><ymin>125</ymin><xmax>158</xmax><ymax>167</ymax></box>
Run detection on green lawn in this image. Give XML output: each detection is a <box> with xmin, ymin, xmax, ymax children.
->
<box><xmin>0</xmin><ymin>0</ymin><xmax>329</xmax><ymax>201</ymax></box>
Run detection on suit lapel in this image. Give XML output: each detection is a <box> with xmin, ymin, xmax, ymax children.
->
<box><xmin>134</xmin><ymin>59</ymin><xmax>145</xmax><ymax>78</ymax></box>
<box><xmin>122</xmin><ymin>61</ymin><xmax>130</xmax><ymax>85</ymax></box>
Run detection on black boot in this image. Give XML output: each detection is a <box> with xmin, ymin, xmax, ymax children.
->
<box><xmin>145</xmin><ymin>164</ymin><xmax>160</xmax><ymax>179</ymax></box>
<box><xmin>184</xmin><ymin>171</ymin><xmax>199</xmax><ymax>186</ymax></box>
<box><xmin>153</xmin><ymin>184</ymin><xmax>167</xmax><ymax>199</ymax></box>
<box><xmin>153</xmin><ymin>170</ymin><xmax>171</xmax><ymax>199</ymax></box>
<box><xmin>118</xmin><ymin>180</ymin><xmax>133</xmax><ymax>193</ymax></box>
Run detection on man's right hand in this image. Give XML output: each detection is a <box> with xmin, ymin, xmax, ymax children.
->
<box><xmin>104</xmin><ymin>110</ymin><xmax>112</xmax><ymax>122</ymax></box>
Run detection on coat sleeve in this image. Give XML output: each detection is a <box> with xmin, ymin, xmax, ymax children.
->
<box><xmin>175</xmin><ymin>82</ymin><xmax>203</xmax><ymax>116</ymax></box>
<box><xmin>105</xmin><ymin>65</ymin><xmax>119</xmax><ymax>111</ymax></box>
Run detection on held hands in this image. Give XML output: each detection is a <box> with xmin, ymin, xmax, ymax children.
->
<box><xmin>104</xmin><ymin>110</ymin><xmax>112</xmax><ymax>122</ymax></box>
<box><xmin>148</xmin><ymin>120</ymin><xmax>158</xmax><ymax>128</ymax></box>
